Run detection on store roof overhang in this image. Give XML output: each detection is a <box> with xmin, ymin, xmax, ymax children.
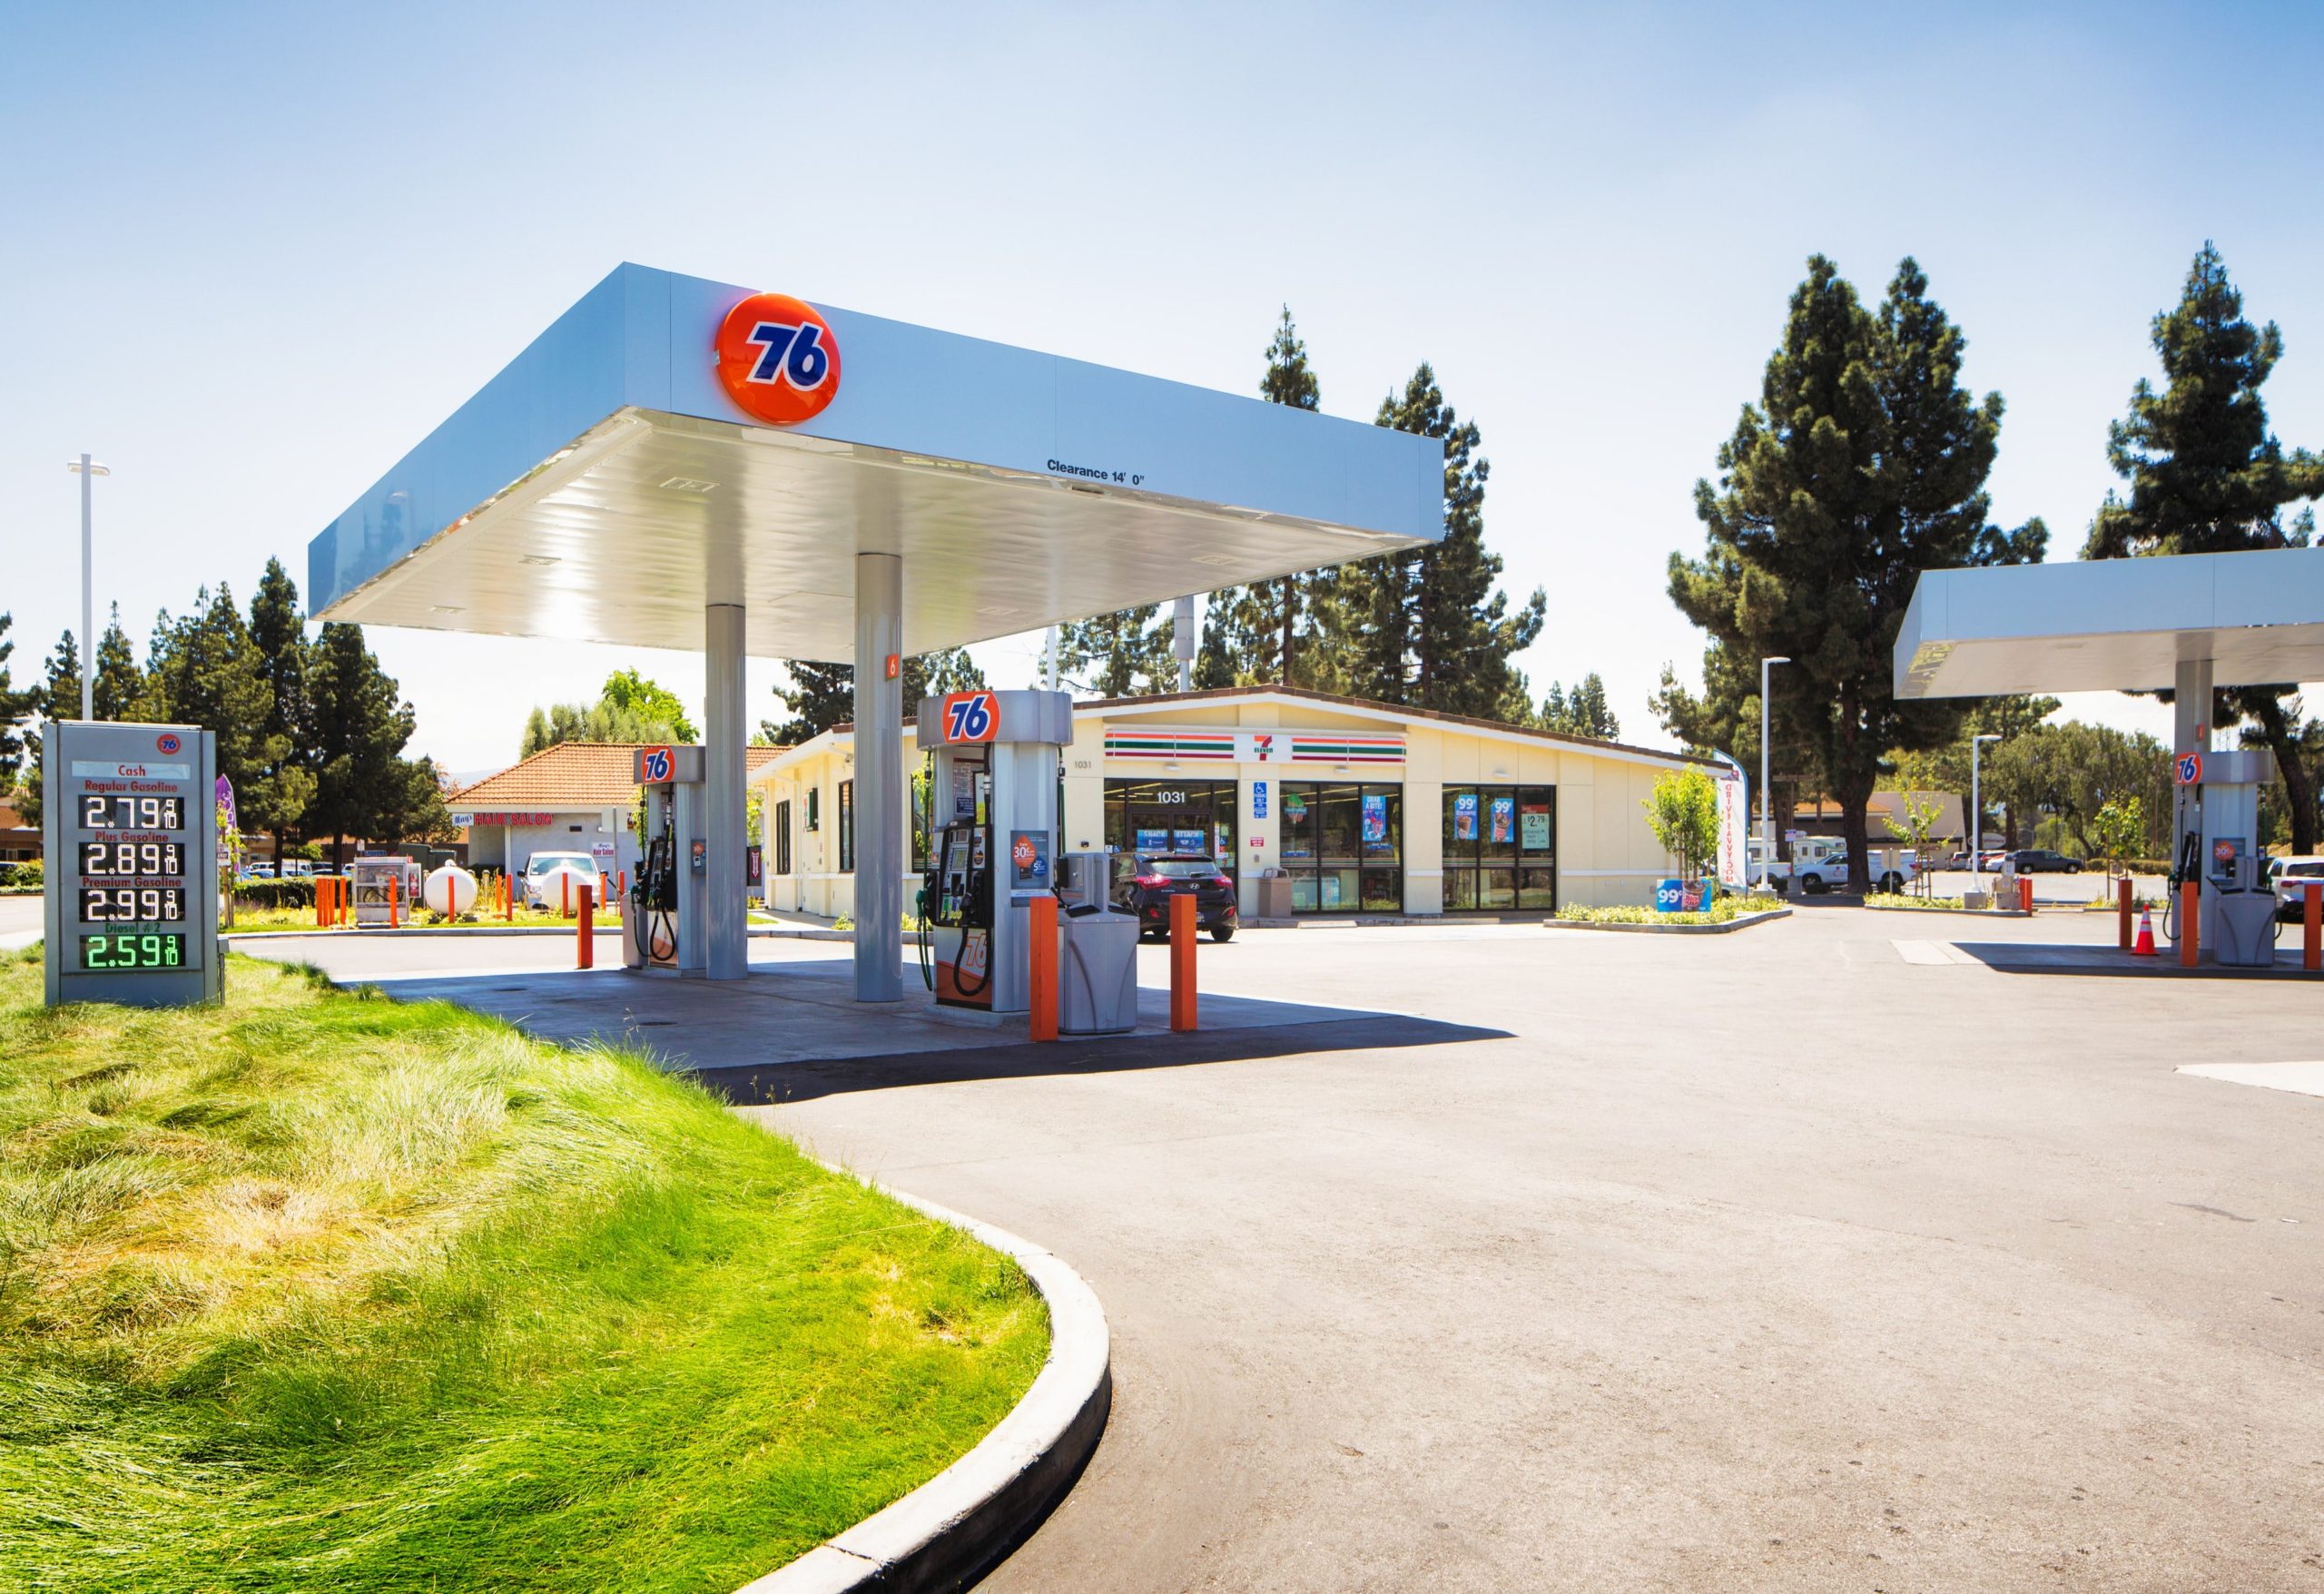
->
<box><xmin>1894</xmin><ymin>547</ymin><xmax>2324</xmax><ymax>699</ymax></box>
<box><xmin>307</xmin><ymin>263</ymin><xmax>1443</xmax><ymax>660</ymax></box>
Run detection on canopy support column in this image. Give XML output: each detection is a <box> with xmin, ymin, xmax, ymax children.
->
<box><xmin>704</xmin><ymin>602</ymin><xmax>747</xmax><ymax>981</ymax></box>
<box><xmin>854</xmin><ymin>553</ymin><xmax>904</xmax><ymax>1002</ymax></box>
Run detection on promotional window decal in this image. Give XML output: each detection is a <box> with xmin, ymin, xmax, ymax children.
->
<box><xmin>1520</xmin><ymin>803</ymin><xmax>1551</xmax><ymax>852</ymax></box>
<box><xmin>1490</xmin><ymin>795</ymin><xmax>1514</xmax><ymax>844</ymax></box>
<box><xmin>1453</xmin><ymin>792</ymin><xmax>1479</xmax><ymax>841</ymax></box>
<box><xmin>1361</xmin><ymin>793</ymin><xmax>1389</xmax><ymax>849</ymax></box>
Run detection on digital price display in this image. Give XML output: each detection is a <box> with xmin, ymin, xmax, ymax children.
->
<box><xmin>80</xmin><ymin>793</ymin><xmax>184</xmax><ymax>831</ymax></box>
<box><xmin>43</xmin><ymin>721</ymin><xmax>220</xmax><ymax>1007</ymax></box>
<box><xmin>79</xmin><ymin>840</ymin><xmax>188</xmax><ymax>878</ymax></box>
<box><xmin>81</xmin><ymin>932</ymin><xmax>187</xmax><ymax>969</ymax></box>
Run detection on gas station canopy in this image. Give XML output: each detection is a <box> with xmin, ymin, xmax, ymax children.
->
<box><xmin>308</xmin><ymin>263</ymin><xmax>1443</xmax><ymax>657</ymax></box>
<box><xmin>1894</xmin><ymin>547</ymin><xmax>2324</xmax><ymax>699</ymax></box>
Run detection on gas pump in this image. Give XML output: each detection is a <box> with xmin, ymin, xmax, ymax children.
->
<box><xmin>628</xmin><ymin>744</ymin><xmax>706</xmax><ymax>974</ymax></box>
<box><xmin>915</xmin><ymin>690</ymin><xmax>1072</xmax><ymax>1012</ymax></box>
<box><xmin>2167</xmin><ymin>746</ymin><xmax>2275</xmax><ymax>960</ymax></box>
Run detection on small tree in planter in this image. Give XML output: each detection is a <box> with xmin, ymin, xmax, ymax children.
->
<box><xmin>1898</xmin><ymin>795</ymin><xmax>1942</xmax><ymax>898</ymax></box>
<box><xmin>2093</xmin><ymin>795</ymin><xmax>2143</xmax><ymax>883</ymax></box>
<box><xmin>1642</xmin><ymin>768</ymin><xmax>1721</xmax><ymax>898</ymax></box>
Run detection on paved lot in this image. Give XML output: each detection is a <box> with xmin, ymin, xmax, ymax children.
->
<box><xmin>0</xmin><ymin>893</ymin><xmax>42</xmax><ymax>950</ymax></box>
<box><xmin>153</xmin><ymin>910</ymin><xmax>2324</xmax><ymax>1586</ymax></box>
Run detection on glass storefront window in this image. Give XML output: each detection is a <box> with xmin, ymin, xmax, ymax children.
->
<box><xmin>1443</xmin><ymin>784</ymin><xmax>1554</xmax><ymax>912</ymax></box>
<box><xmin>1104</xmin><ymin>780</ymin><xmax>1237</xmax><ymax>884</ymax></box>
<box><xmin>1281</xmin><ymin>781</ymin><xmax>1400</xmax><ymax>915</ymax></box>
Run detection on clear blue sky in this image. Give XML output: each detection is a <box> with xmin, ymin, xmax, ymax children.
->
<box><xmin>5</xmin><ymin>0</ymin><xmax>2321</xmax><ymax>774</ymax></box>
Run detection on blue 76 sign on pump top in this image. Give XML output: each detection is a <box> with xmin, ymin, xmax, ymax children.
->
<box><xmin>942</xmin><ymin>691</ymin><xmax>1000</xmax><ymax>744</ymax></box>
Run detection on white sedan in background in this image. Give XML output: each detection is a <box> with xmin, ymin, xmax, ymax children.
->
<box><xmin>2273</xmin><ymin>856</ymin><xmax>2324</xmax><ymax>920</ymax></box>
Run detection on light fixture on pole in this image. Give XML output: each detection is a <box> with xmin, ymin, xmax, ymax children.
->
<box><xmin>1969</xmin><ymin>733</ymin><xmax>2001</xmax><ymax>881</ymax></box>
<box><xmin>1758</xmin><ymin>656</ymin><xmax>1789</xmax><ymax>890</ymax></box>
<box><xmin>66</xmin><ymin>455</ymin><xmax>111</xmax><ymax>722</ymax></box>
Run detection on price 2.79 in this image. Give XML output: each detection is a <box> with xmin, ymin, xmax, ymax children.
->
<box><xmin>79</xmin><ymin>840</ymin><xmax>186</xmax><ymax>878</ymax></box>
<box><xmin>80</xmin><ymin>793</ymin><xmax>184</xmax><ymax>831</ymax></box>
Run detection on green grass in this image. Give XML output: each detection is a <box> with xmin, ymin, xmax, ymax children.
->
<box><xmin>0</xmin><ymin>947</ymin><xmax>1046</xmax><ymax>1592</ymax></box>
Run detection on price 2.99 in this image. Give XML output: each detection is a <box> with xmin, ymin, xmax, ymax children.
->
<box><xmin>81</xmin><ymin>886</ymin><xmax>187</xmax><ymax>923</ymax></box>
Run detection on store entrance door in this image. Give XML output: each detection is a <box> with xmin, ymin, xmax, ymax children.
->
<box><xmin>1105</xmin><ymin>779</ymin><xmax>1237</xmax><ymax>887</ymax></box>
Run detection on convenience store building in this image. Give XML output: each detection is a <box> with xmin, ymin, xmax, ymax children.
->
<box><xmin>753</xmin><ymin>685</ymin><xmax>1711</xmax><ymax>920</ymax></box>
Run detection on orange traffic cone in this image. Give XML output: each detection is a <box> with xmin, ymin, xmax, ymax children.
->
<box><xmin>2132</xmin><ymin>907</ymin><xmax>2157</xmax><ymax>957</ymax></box>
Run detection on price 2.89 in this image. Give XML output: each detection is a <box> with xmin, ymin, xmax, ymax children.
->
<box><xmin>79</xmin><ymin>840</ymin><xmax>186</xmax><ymax>878</ymax></box>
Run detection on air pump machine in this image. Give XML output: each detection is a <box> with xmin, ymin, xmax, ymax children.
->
<box><xmin>916</xmin><ymin>690</ymin><xmax>1073</xmax><ymax>1012</ymax></box>
<box><xmin>2168</xmin><ymin>744</ymin><xmax>2278</xmax><ymax>965</ymax></box>
<box><xmin>626</xmin><ymin>743</ymin><xmax>705</xmax><ymax>975</ymax></box>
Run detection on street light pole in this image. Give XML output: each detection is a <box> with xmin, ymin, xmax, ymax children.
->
<box><xmin>1970</xmin><ymin>733</ymin><xmax>2001</xmax><ymax>883</ymax></box>
<box><xmin>1758</xmin><ymin>655</ymin><xmax>1789</xmax><ymax>890</ymax></box>
<box><xmin>66</xmin><ymin>454</ymin><xmax>111</xmax><ymax>722</ymax></box>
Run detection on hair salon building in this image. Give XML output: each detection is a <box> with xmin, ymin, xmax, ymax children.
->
<box><xmin>751</xmin><ymin>685</ymin><xmax>1711</xmax><ymax>921</ymax></box>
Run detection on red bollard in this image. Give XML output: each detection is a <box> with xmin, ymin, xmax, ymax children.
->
<box><xmin>2181</xmin><ymin>880</ymin><xmax>2200</xmax><ymax>968</ymax></box>
<box><xmin>1029</xmin><ymin>895</ymin><xmax>1059</xmax><ymax>1042</ymax></box>
<box><xmin>1169</xmin><ymin>891</ymin><xmax>1198</xmax><ymax>1032</ymax></box>
<box><xmin>577</xmin><ymin>883</ymin><xmax>595</xmax><ymax>969</ymax></box>
<box><xmin>2118</xmin><ymin>876</ymin><xmax>2132</xmax><ymax>950</ymax></box>
<box><xmin>2306</xmin><ymin>882</ymin><xmax>2320</xmax><ymax>974</ymax></box>
<box><xmin>2018</xmin><ymin>876</ymin><xmax>2034</xmax><ymax>914</ymax></box>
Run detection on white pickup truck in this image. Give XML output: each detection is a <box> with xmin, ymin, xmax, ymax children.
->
<box><xmin>1750</xmin><ymin>838</ymin><xmax>1916</xmax><ymax>896</ymax></box>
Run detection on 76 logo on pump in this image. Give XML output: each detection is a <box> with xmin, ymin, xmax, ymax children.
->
<box><xmin>714</xmin><ymin>292</ymin><xmax>842</xmax><ymax>428</ymax></box>
<box><xmin>941</xmin><ymin>691</ymin><xmax>999</xmax><ymax>743</ymax></box>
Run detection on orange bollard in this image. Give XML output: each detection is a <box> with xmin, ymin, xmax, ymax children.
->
<box><xmin>2181</xmin><ymin>880</ymin><xmax>2199</xmax><ymax>968</ymax></box>
<box><xmin>388</xmin><ymin>872</ymin><xmax>400</xmax><ymax>930</ymax></box>
<box><xmin>2118</xmin><ymin>876</ymin><xmax>2132</xmax><ymax>950</ymax></box>
<box><xmin>1169</xmin><ymin>890</ymin><xmax>1197</xmax><ymax>1032</ymax></box>
<box><xmin>1028</xmin><ymin>895</ymin><xmax>1059</xmax><ymax>1041</ymax></box>
<box><xmin>577</xmin><ymin>883</ymin><xmax>595</xmax><ymax>969</ymax></box>
<box><xmin>2306</xmin><ymin>882</ymin><xmax>2320</xmax><ymax>973</ymax></box>
<box><xmin>505</xmin><ymin>870</ymin><xmax>515</xmax><ymax>921</ymax></box>
<box><xmin>2017</xmin><ymin>876</ymin><xmax>2034</xmax><ymax>914</ymax></box>
<box><xmin>561</xmin><ymin>872</ymin><xmax>571</xmax><ymax>919</ymax></box>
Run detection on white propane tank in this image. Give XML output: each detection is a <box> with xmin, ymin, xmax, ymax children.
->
<box><xmin>423</xmin><ymin>864</ymin><xmax>478</xmax><ymax>918</ymax></box>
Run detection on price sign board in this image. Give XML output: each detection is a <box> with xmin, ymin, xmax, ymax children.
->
<box><xmin>43</xmin><ymin>722</ymin><xmax>221</xmax><ymax>1007</ymax></box>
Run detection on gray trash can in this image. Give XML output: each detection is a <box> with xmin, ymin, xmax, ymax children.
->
<box><xmin>2213</xmin><ymin>887</ymin><xmax>2280</xmax><ymax>967</ymax></box>
<box><xmin>1059</xmin><ymin>908</ymin><xmax>1139</xmax><ymax>1034</ymax></box>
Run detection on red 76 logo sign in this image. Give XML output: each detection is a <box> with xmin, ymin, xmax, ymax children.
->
<box><xmin>942</xmin><ymin>691</ymin><xmax>999</xmax><ymax>743</ymax></box>
<box><xmin>640</xmin><ymin>746</ymin><xmax>674</xmax><ymax>783</ymax></box>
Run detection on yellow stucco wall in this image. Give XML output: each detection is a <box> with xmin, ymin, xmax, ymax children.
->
<box><xmin>751</xmin><ymin>697</ymin><xmax>1699</xmax><ymax>920</ymax></box>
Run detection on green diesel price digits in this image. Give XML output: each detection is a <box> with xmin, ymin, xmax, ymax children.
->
<box><xmin>81</xmin><ymin>933</ymin><xmax>186</xmax><ymax>970</ymax></box>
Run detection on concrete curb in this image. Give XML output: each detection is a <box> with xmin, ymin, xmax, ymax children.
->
<box><xmin>222</xmin><ymin>925</ymin><xmax>928</xmax><ymax>944</ymax></box>
<box><xmin>734</xmin><ymin>1180</ymin><xmax>1111</xmax><ymax>1594</ymax></box>
<box><xmin>1863</xmin><ymin>904</ymin><xmax>2033</xmax><ymax>919</ymax></box>
<box><xmin>1546</xmin><ymin>906</ymin><xmax>1791</xmax><ymax>935</ymax></box>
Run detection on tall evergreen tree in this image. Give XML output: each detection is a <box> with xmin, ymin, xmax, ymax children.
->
<box><xmin>16</xmin><ymin>613</ymin><xmax>145</xmax><ymax>826</ymax></box>
<box><xmin>1539</xmin><ymin>673</ymin><xmax>1620</xmax><ymax>740</ymax></box>
<box><xmin>143</xmin><ymin>585</ymin><xmax>300</xmax><ymax>841</ymax></box>
<box><xmin>2082</xmin><ymin>243</ymin><xmax>2324</xmax><ymax>850</ymax></box>
<box><xmin>1669</xmin><ymin>256</ymin><xmax>2044</xmax><ymax>873</ymax></box>
<box><xmin>0</xmin><ymin>615</ymin><xmax>33</xmax><ymax>791</ymax></box>
<box><xmin>762</xmin><ymin>649</ymin><xmax>987</xmax><ymax>743</ymax></box>
<box><xmin>247</xmin><ymin>559</ymin><xmax>316</xmax><ymax>858</ymax></box>
<box><xmin>1059</xmin><ymin>606</ymin><xmax>1173</xmax><ymax>697</ymax></box>
<box><xmin>307</xmin><ymin>621</ymin><xmax>422</xmax><ymax>866</ymax></box>
<box><xmin>1347</xmin><ymin>364</ymin><xmax>1544</xmax><ymax>714</ymax></box>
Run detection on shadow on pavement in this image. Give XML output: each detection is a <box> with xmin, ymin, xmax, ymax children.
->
<box><xmin>688</xmin><ymin>1014</ymin><xmax>1513</xmax><ymax>1107</ymax></box>
<box><xmin>1950</xmin><ymin>940</ymin><xmax>2321</xmax><ymax>979</ymax></box>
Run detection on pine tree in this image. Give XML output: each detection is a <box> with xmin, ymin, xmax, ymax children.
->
<box><xmin>1669</xmin><ymin>255</ymin><xmax>2044</xmax><ymax>875</ymax></box>
<box><xmin>142</xmin><ymin>585</ymin><xmax>298</xmax><ymax>841</ymax></box>
<box><xmin>762</xmin><ymin>650</ymin><xmax>988</xmax><ymax>743</ymax></box>
<box><xmin>1539</xmin><ymin>673</ymin><xmax>1620</xmax><ymax>739</ymax></box>
<box><xmin>1256</xmin><ymin>306</ymin><xmax>1322</xmax><ymax>686</ymax></box>
<box><xmin>2083</xmin><ymin>243</ymin><xmax>2324</xmax><ymax>850</ymax></box>
<box><xmin>15</xmin><ymin>614</ymin><xmax>145</xmax><ymax>825</ymax></box>
<box><xmin>0</xmin><ymin>615</ymin><xmax>34</xmax><ymax>792</ymax></box>
<box><xmin>1349</xmin><ymin>364</ymin><xmax>1544</xmax><ymax>713</ymax></box>
<box><xmin>1059</xmin><ymin>606</ymin><xmax>1173</xmax><ymax>697</ymax></box>
<box><xmin>248</xmin><ymin>559</ymin><xmax>315</xmax><ymax>859</ymax></box>
<box><xmin>307</xmin><ymin>622</ymin><xmax>422</xmax><ymax>866</ymax></box>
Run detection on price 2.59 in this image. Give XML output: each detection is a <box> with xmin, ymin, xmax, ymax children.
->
<box><xmin>80</xmin><ymin>840</ymin><xmax>186</xmax><ymax>878</ymax></box>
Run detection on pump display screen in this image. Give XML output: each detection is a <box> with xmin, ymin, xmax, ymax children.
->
<box><xmin>81</xmin><ymin>932</ymin><xmax>187</xmax><ymax>969</ymax></box>
<box><xmin>79</xmin><ymin>794</ymin><xmax>184</xmax><ymax>831</ymax></box>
